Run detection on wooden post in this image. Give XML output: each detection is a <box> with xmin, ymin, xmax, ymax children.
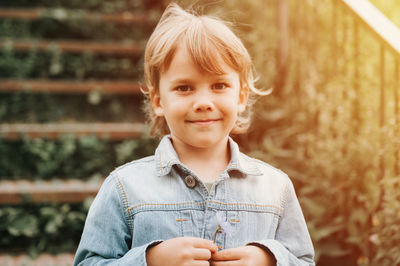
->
<box><xmin>275</xmin><ymin>0</ymin><xmax>290</xmax><ymax>97</ymax></box>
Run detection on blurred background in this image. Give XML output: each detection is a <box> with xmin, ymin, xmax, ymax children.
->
<box><xmin>0</xmin><ymin>0</ymin><xmax>399</xmax><ymax>265</ymax></box>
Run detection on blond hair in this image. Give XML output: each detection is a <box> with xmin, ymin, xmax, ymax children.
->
<box><xmin>143</xmin><ymin>3</ymin><xmax>266</xmax><ymax>137</ymax></box>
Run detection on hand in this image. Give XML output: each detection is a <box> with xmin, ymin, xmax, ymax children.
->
<box><xmin>146</xmin><ymin>237</ymin><xmax>218</xmax><ymax>266</ymax></box>
<box><xmin>210</xmin><ymin>245</ymin><xmax>276</xmax><ymax>266</ymax></box>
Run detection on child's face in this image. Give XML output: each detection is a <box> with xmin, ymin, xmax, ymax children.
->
<box><xmin>151</xmin><ymin>45</ymin><xmax>248</xmax><ymax>150</ymax></box>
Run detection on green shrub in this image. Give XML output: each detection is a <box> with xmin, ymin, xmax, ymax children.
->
<box><xmin>371</xmin><ymin>177</ymin><xmax>400</xmax><ymax>265</ymax></box>
<box><xmin>0</xmin><ymin>201</ymin><xmax>91</xmax><ymax>256</ymax></box>
<box><xmin>0</xmin><ymin>136</ymin><xmax>157</xmax><ymax>179</ymax></box>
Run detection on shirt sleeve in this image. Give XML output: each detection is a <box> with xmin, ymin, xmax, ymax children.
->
<box><xmin>73</xmin><ymin>174</ymin><xmax>162</xmax><ymax>266</ymax></box>
<box><xmin>247</xmin><ymin>180</ymin><xmax>315</xmax><ymax>266</ymax></box>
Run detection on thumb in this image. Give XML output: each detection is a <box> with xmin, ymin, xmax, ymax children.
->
<box><xmin>209</xmin><ymin>242</ymin><xmax>218</xmax><ymax>253</ymax></box>
<box><xmin>195</xmin><ymin>239</ymin><xmax>218</xmax><ymax>253</ymax></box>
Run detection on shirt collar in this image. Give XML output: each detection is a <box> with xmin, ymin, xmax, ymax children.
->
<box><xmin>154</xmin><ymin>135</ymin><xmax>182</xmax><ymax>176</ymax></box>
<box><xmin>226</xmin><ymin>137</ymin><xmax>262</xmax><ymax>176</ymax></box>
<box><xmin>154</xmin><ymin>135</ymin><xmax>262</xmax><ymax>177</ymax></box>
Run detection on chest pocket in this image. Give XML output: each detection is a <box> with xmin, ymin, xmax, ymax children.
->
<box><xmin>223</xmin><ymin>208</ymin><xmax>280</xmax><ymax>249</ymax></box>
<box><xmin>128</xmin><ymin>203</ymin><xmax>205</xmax><ymax>248</ymax></box>
<box><xmin>206</xmin><ymin>200</ymin><xmax>282</xmax><ymax>250</ymax></box>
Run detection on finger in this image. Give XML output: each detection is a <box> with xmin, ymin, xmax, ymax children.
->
<box><xmin>192</xmin><ymin>261</ymin><xmax>214</xmax><ymax>266</ymax></box>
<box><xmin>192</xmin><ymin>248</ymin><xmax>212</xmax><ymax>260</ymax></box>
<box><xmin>212</xmin><ymin>248</ymin><xmax>243</xmax><ymax>261</ymax></box>
<box><xmin>192</xmin><ymin>239</ymin><xmax>218</xmax><ymax>252</ymax></box>
<box><xmin>210</xmin><ymin>260</ymin><xmax>242</xmax><ymax>266</ymax></box>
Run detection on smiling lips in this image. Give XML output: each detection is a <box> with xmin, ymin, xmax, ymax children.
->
<box><xmin>187</xmin><ymin>118</ymin><xmax>222</xmax><ymax>125</ymax></box>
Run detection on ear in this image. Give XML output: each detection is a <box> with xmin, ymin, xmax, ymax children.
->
<box><xmin>238</xmin><ymin>86</ymin><xmax>249</xmax><ymax>113</ymax></box>
<box><xmin>150</xmin><ymin>89</ymin><xmax>164</xmax><ymax>117</ymax></box>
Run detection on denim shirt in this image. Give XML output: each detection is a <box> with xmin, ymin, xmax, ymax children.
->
<box><xmin>74</xmin><ymin>136</ymin><xmax>315</xmax><ymax>266</ymax></box>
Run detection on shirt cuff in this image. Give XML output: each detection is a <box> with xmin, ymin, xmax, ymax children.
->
<box><xmin>246</xmin><ymin>240</ymin><xmax>287</xmax><ymax>266</ymax></box>
<box><xmin>126</xmin><ymin>239</ymin><xmax>164</xmax><ymax>266</ymax></box>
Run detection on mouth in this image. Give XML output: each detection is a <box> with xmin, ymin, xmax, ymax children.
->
<box><xmin>187</xmin><ymin>119</ymin><xmax>222</xmax><ymax>125</ymax></box>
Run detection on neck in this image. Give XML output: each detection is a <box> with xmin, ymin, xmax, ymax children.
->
<box><xmin>171</xmin><ymin>136</ymin><xmax>231</xmax><ymax>182</ymax></box>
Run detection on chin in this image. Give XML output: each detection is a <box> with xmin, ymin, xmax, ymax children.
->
<box><xmin>190</xmin><ymin>135</ymin><xmax>228</xmax><ymax>148</ymax></box>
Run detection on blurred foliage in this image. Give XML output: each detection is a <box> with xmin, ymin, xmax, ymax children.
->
<box><xmin>0</xmin><ymin>50</ymin><xmax>143</xmax><ymax>79</ymax></box>
<box><xmin>0</xmin><ymin>18</ymin><xmax>153</xmax><ymax>41</ymax></box>
<box><xmin>0</xmin><ymin>93</ymin><xmax>144</xmax><ymax>123</ymax></box>
<box><xmin>0</xmin><ymin>136</ymin><xmax>157</xmax><ymax>179</ymax></box>
<box><xmin>0</xmin><ymin>0</ymin><xmax>161</xmax><ymax>12</ymax></box>
<box><xmin>371</xmin><ymin>177</ymin><xmax>400</xmax><ymax>265</ymax></box>
<box><xmin>0</xmin><ymin>200</ymin><xmax>91</xmax><ymax>256</ymax></box>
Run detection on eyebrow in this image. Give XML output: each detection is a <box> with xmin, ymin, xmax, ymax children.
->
<box><xmin>170</xmin><ymin>75</ymin><xmax>231</xmax><ymax>84</ymax></box>
<box><xmin>169</xmin><ymin>78</ymin><xmax>193</xmax><ymax>84</ymax></box>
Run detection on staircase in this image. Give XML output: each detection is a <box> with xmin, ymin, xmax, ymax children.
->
<box><xmin>0</xmin><ymin>0</ymin><xmax>163</xmax><ymax>264</ymax></box>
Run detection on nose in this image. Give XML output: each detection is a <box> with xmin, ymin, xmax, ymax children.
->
<box><xmin>192</xmin><ymin>90</ymin><xmax>214</xmax><ymax>112</ymax></box>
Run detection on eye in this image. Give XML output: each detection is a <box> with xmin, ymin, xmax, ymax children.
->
<box><xmin>175</xmin><ymin>85</ymin><xmax>192</xmax><ymax>92</ymax></box>
<box><xmin>212</xmin><ymin>83</ymin><xmax>228</xmax><ymax>90</ymax></box>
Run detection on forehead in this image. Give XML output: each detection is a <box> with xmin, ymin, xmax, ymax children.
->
<box><xmin>167</xmin><ymin>43</ymin><xmax>238</xmax><ymax>73</ymax></box>
<box><xmin>161</xmin><ymin>45</ymin><xmax>239</xmax><ymax>81</ymax></box>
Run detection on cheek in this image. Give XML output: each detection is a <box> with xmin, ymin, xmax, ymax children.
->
<box><xmin>161</xmin><ymin>101</ymin><xmax>186</xmax><ymax>122</ymax></box>
<box><xmin>221</xmin><ymin>96</ymin><xmax>241</xmax><ymax>115</ymax></box>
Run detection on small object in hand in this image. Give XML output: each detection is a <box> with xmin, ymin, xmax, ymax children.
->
<box><xmin>213</xmin><ymin>213</ymin><xmax>233</xmax><ymax>243</ymax></box>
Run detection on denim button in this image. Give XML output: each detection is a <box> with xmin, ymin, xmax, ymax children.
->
<box><xmin>185</xmin><ymin>175</ymin><xmax>196</xmax><ymax>188</ymax></box>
